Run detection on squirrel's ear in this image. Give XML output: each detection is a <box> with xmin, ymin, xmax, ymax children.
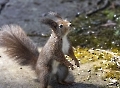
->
<box><xmin>48</xmin><ymin>11</ymin><xmax>62</xmax><ymax>19</ymax></box>
<box><xmin>41</xmin><ymin>18</ymin><xmax>58</xmax><ymax>29</ymax></box>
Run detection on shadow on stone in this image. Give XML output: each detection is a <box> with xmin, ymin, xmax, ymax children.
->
<box><xmin>50</xmin><ymin>81</ymin><xmax>103</xmax><ymax>88</ymax></box>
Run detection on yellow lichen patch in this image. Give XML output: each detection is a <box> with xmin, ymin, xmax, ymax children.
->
<box><xmin>102</xmin><ymin>69</ymin><xmax>120</xmax><ymax>80</ymax></box>
<box><xmin>73</xmin><ymin>47</ymin><xmax>116</xmax><ymax>64</ymax></box>
<box><xmin>73</xmin><ymin>47</ymin><xmax>120</xmax><ymax>82</ymax></box>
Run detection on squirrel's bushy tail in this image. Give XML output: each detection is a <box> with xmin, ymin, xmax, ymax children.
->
<box><xmin>0</xmin><ymin>24</ymin><xmax>39</xmax><ymax>68</ymax></box>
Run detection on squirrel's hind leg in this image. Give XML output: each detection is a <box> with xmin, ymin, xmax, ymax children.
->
<box><xmin>56</xmin><ymin>64</ymin><xmax>74</xmax><ymax>85</ymax></box>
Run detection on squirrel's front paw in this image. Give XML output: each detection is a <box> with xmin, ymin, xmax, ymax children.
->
<box><xmin>64</xmin><ymin>60</ymin><xmax>74</xmax><ymax>70</ymax></box>
<box><xmin>75</xmin><ymin>59</ymin><xmax>80</xmax><ymax>67</ymax></box>
<box><xmin>69</xmin><ymin>63</ymin><xmax>74</xmax><ymax>70</ymax></box>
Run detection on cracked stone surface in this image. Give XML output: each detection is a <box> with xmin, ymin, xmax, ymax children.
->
<box><xmin>0</xmin><ymin>0</ymin><xmax>102</xmax><ymax>47</ymax></box>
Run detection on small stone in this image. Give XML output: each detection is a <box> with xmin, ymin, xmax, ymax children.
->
<box><xmin>87</xmin><ymin>70</ymin><xmax>91</xmax><ymax>72</ymax></box>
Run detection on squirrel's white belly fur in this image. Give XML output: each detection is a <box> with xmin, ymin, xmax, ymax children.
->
<box><xmin>52</xmin><ymin>35</ymin><xmax>70</xmax><ymax>74</ymax></box>
<box><xmin>52</xmin><ymin>60</ymin><xmax>60</xmax><ymax>74</ymax></box>
<box><xmin>62</xmin><ymin>35</ymin><xmax>70</xmax><ymax>54</ymax></box>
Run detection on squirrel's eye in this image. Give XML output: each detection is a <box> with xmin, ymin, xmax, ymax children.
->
<box><xmin>69</xmin><ymin>23</ymin><xmax>72</xmax><ymax>27</ymax></box>
<box><xmin>59</xmin><ymin>24</ymin><xmax>63</xmax><ymax>28</ymax></box>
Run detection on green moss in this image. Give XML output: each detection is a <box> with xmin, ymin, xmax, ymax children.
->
<box><xmin>70</xmin><ymin>7</ymin><xmax>120</xmax><ymax>49</ymax></box>
<box><xmin>70</xmin><ymin>6</ymin><xmax>120</xmax><ymax>84</ymax></box>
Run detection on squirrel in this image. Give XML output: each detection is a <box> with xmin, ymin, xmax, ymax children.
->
<box><xmin>0</xmin><ymin>12</ymin><xmax>80</xmax><ymax>88</ymax></box>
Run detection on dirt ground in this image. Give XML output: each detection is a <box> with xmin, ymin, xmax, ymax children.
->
<box><xmin>0</xmin><ymin>47</ymin><xmax>107</xmax><ymax>88</ymax></box>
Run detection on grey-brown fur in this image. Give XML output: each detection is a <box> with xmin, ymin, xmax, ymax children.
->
<box><xmin>0</xmin><ymin>25</ymin><xmax>39</xmax><ymax>69</ymax></box>
<box><xmin>0</xmin><ymin>12</ymin><xmax>79</xmax><ymax>88</ymax></box>
<box><xmin>36</xmin><ymin>18</ymin><xmax>74</xmax><ymax>88</ymax></box>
